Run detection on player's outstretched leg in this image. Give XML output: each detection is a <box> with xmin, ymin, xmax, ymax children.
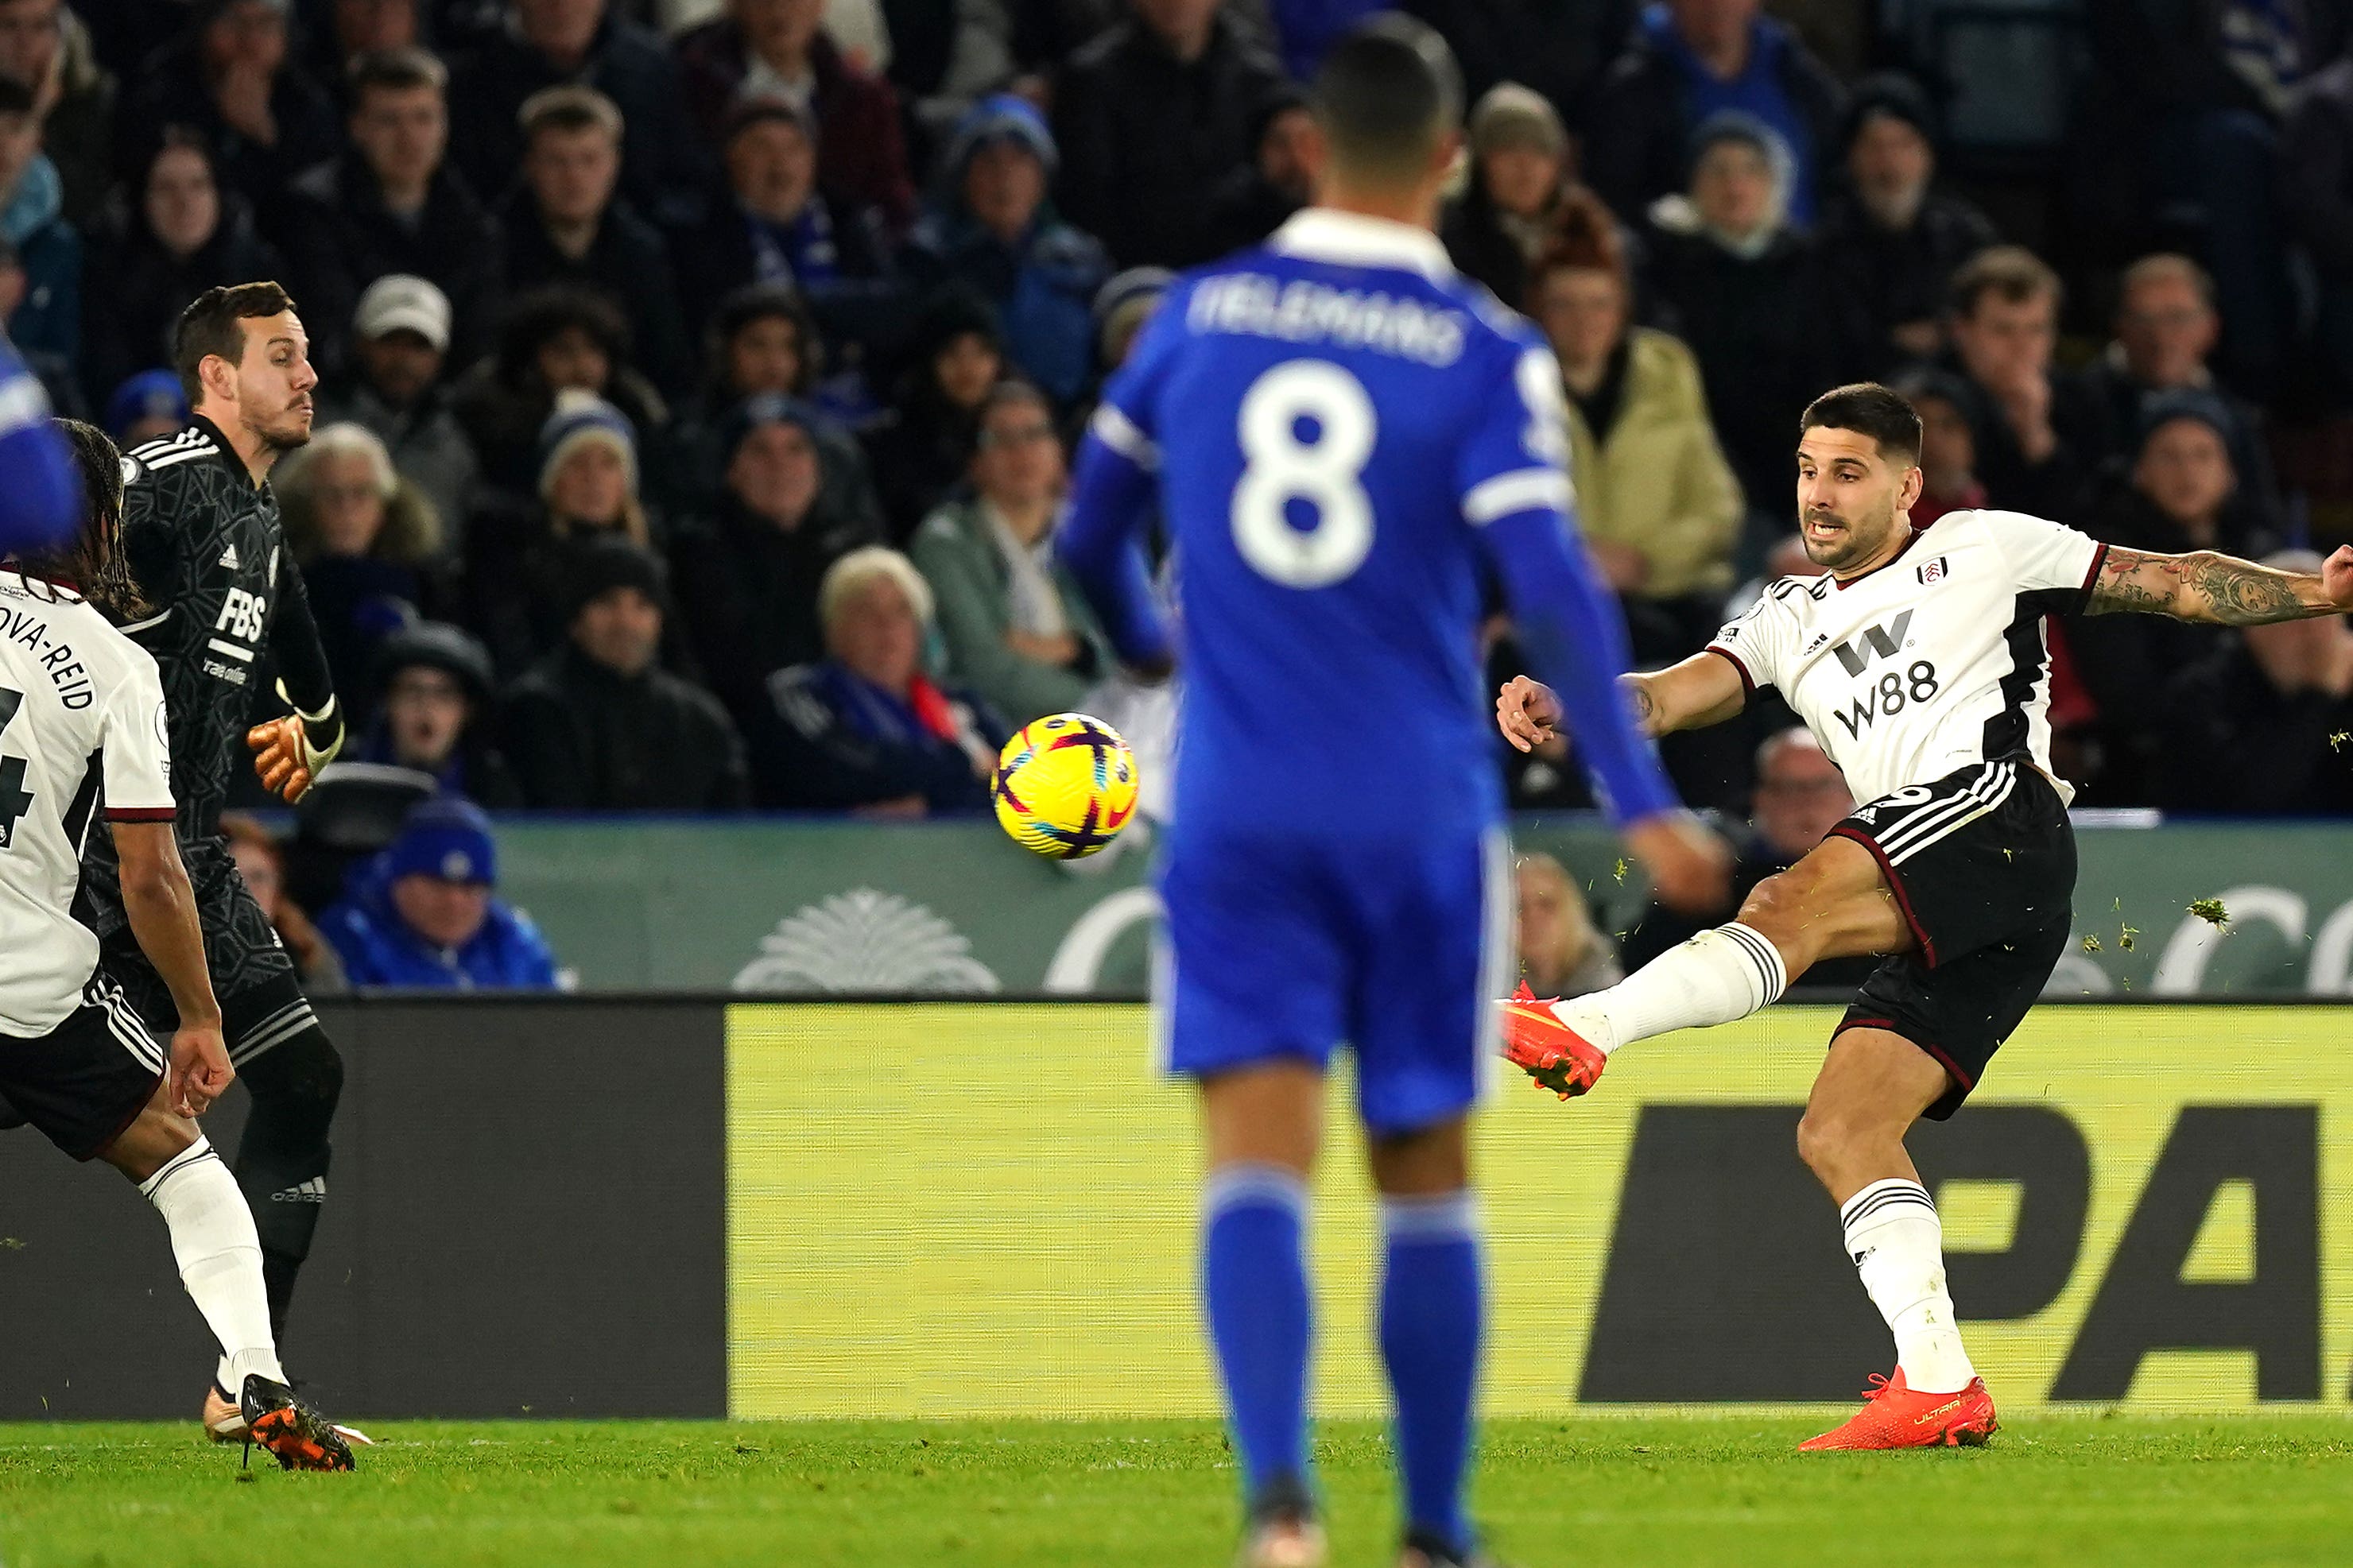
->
<box><xmin>1500</xmin><ymin>838</ymin><xmax>1901</xmax><ymax>1096</ymax></box>
<box><xmin>1200</xmin><ymin>1065</ymin><xmax>1325</xmax><ymax>1568</ymax></box>
<box><xmin>1794</xmin><ymin>1029</ymin><xmax>1995</xmax><ymax>1451</ymax></box>
<box><xmin>100</xmin><ymin>1092</ymin><xmax>359</xmax><ymax>1470</ymax></box>
<box><xmin>228</xmin><ymin>1015</ymin><xmax>343</xmax><ymax>1337</ymax></box>
<box><xmin>1370</xmin><ymin>1120</ymin><xmax>1489</xmax><ymax>1568</ymax></box>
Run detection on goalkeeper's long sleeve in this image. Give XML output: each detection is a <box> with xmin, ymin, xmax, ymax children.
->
<box><xmin>267</xmin><ymin>546</ymin><xmax>344</xmax><ymax>757</ymax></box>
<box><xmin>1475</xmin><ymin>502</ymin><xmax>1680</xmax><ymax>829</ymax></box>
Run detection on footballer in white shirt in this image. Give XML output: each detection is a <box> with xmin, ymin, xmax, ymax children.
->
<box><xmin>1494</xmin><ymin>381</ymin><xmax>2353</xmax><ymax>1451</ymax></box>
<box><xmin>0</xmin><ymin>420</ymin><xmax>355</xmax><ymax>1471</ymax></box>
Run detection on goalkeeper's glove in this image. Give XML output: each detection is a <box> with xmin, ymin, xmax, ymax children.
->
<box><xmin>246</xmin><ymin>683</ymin><xmax>344</xmax><ymax>803</ymax></box>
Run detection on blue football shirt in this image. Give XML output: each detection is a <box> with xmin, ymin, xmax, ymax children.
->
<box><xmin>1060</xmin><ymin>208</ymin><xmax>1677</xmax><ymax>841</ymax></box>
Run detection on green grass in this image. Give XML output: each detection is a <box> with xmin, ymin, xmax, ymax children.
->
<box><xmin>4</xmin><ymin>1414</ymin><xmax>2351</xmax><ymax>1567</ymax></box>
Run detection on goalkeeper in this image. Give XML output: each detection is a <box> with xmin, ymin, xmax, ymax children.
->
<box><xmin>79</xmin><ymin>283</ymin><xmax>347</xmax><ymax>1443</ymax></box>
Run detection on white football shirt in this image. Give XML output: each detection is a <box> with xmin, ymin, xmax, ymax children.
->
<box><xmin>0</xmin><ymin>570</ymin><xmax>175</xmax><ymax>1036</ymax></box>
<box><xmin>1708</xmin><ymin>509</ymin><xmax>2105</xmax><ymax>808</ymax></box>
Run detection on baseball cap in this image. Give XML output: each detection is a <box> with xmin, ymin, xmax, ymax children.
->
<box><xmin>354</xmin><ymin>274</ymin><xmax>452</xmax><ymax>353</ymax></box>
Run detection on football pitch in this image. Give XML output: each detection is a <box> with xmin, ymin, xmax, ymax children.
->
<box><xmin>3</xmin><ymin>1414</ymin><xmax>2350</xmax><ymax>1567</ymax></box>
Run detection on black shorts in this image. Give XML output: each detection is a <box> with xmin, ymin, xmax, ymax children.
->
<box><xmin>1826</xmin><ymin>759</ymin><xmax>2076</xmax><ymax>1120</ymax></box>
<box><xmin>101</xmin><ymin>842</ymin><xmax>316</xmax><ymax>1069</ymax></box>
<box><xmin>0</xmin><ymin>976</ymin><xmax>165</xmax><ymax>1160</ymax></box>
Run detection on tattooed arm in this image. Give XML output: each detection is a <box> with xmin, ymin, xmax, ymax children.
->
<box><xmin>2085</xmin><ymin>544</ymin><xmax>2353</xmax><ymax>625</ymax></box>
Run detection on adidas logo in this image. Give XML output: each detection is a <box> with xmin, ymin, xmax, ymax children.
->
<box><xmin>219</xmin><ymin>543</ymin><xmax>240</xmax><ymax>569</ymax></box>
<box><xmin>1805</xmin><ymin>633</ymin><xmax>1829</xmax><ymax>654</ymax></box>
<box><xmin>268</xmin><ymin>1178</ymin><xmax>327</xmax><ymax>1203</ymax></box>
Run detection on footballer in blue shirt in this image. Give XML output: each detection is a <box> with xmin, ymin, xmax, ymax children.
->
<box><xmin>1057</xmin><ymin>19</ymin><xmax>1728</xmax><ymax>1567</ymax></box>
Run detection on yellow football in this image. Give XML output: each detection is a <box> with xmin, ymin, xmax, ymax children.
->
<box><xmin>991</xmin><ymin>712</ymin><xmax>1142</xmax><ymax>860</ymax></box>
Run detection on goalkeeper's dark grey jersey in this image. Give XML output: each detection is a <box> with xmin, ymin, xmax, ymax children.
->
<box><xmin>81</xmin><ymin>418</ymin><xmax>327</xmax><ymax>932</ymax></box>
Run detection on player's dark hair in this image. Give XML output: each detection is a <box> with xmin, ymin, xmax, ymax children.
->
<box><xmin>348</xmin><ymin>45</ymin><xmax>448</xmax><ymax>103</ymax></box>
<box><xmin>173</xmin><ymin>280</ymin><xmax>297</xmax><ymax>404</ymax></box>
<box><xmin>1801</xmin><ymin>382</ymin><xmax>1924</xmax><ymax>467</ymax></box>
<box><xmin>1310</xmin><ymin>16</ymin><xmax>1462</xmax><ymax>185</ymax></box>
<box><xmin>17</xmin><ymin>420</ymin><xmax>150</xmax><ymax>619</ymax></box>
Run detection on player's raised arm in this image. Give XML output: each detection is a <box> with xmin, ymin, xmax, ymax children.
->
<box><xmin>1497</xmin><ymin>652</ymin><xmax>1746</xmax><ymax>752</ymax></box>
<box><xmin>2086</xmin><ymin>542</ymin><xmax>2353</xmax><ymax>624</ymax></box>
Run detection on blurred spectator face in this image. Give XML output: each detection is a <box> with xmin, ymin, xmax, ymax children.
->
<box><xmin>548</xmin><ymin>440</ymin><xmax>628</xmax><ymax>525</ymax></box>
<box><xmin>963</xmin><ymin>138</ymin><xmax>1045</xmax><ymax>242</ymax></box>
<box><xmin>2133</xmin><ymin>417</ymin><xmax>2234</xmax><ymax>528</ymax></box>
<box><xmin>145</xmin><ymin>143</ymin><xmax>221</xmax><ymax>259</ymax></box>
<box><xmin>1692</xmin><ymin>139</ymin><xmax>1773</xmax><ymax>238</ymax></box>
<box><xmin>2118</xmin><ymin>270</ymin><xmax>2219</xmax><ymax>389</ymax></box>
<box><xmin>308</xmin><ymin>451</ymin><xmax>390</xmax><ymax>555</ymax></box>
<box><xmin>203</xmin><ymin>0</ymin><xmax>288</xmax><ymax>75</ymax></box>
<box><xmin>525</xmin><ymin>125</ymin><xmax>620</xmax><ymax>227</ymax></box>
<box><xmin>829</xmin><ymin>575</ymin><xmax>921</xmax><ymax>693</ymax></box>
<box><xmin>0</xmin><ymin>0</ymin><xmax>61</xmax><ymax>91</ymax></box>
<box><xmin>572</xmin><ymin>583</ymin><xmax>661</xmax><ymax>676</ymax></box>
<box><xmin>1668</xmin><ymin>0</ymin><xmax>1759</xmax><ymax>54</ymax></box>
<box><xmin>534</xmin><ymin>325</ymin><xmax>611</xmax><ymax>393</ymax></box>
<box><xmin>0</xmin><ymin>254</ymin><xmax>27</xmax><ymax>318</ymax></box>
<box><xmin>121</xmin><ymin>408</ymin><xmax>183</xmax><ymax>444</ymax></box>
<box><xmin>358</xmin><ymin>327</ymin><xmax>442</xmax><ymax>407</ymax></box>
<box><xmin>1915</xmin><ymin>393</ymin><xmax>1977</xmax><ymax>491</ymax></box>
<box><xmin>935</xmin><ymin>331</ymin><xmax>1001</xmax><ymax>408</ymax></box>
<box><xmin>351</xmin><ymin>79</ymin><xmax>447</xmax><ymax>193</ymax></box>
<box><xmin>392</xmin><ymin>871</ymin><xmax>490</xmax><ymax>948</ymax></box>
<box><xmin>228</xmin><ymin>833</ymin><xmax>287</xmax><ymax>919</ymax></box>
<box><xmin>0</xmin><ymin>107</ymin><xmax>35</xmax><ymax>200</ymax></box>
<box><xmin>1514</xmin><ymin>854</ymin><xmax>1599</xmax><ymax>984</ymax></box>
<box><xmin>727</xmin><ymin>420</ymin><xmax>821</xmax><ymax>528</ymax></box>
<box><xmin>728</xmin><ymin>118</ymin><xmax>816</xmax><ymax>223</ymax></box>
<box><xmin>1260</xmin><ymin>106</ymin><xmax>1316</xmax><ymax>196</ymax></box>
<box><xmin>383</xmin><ymin>665</ymin><xmax>468</xmax><ymax>770</ymax></box>
<box><xmin>973</xmin><ymin>396</ymin><xmax>1064</xmax><ymax>507</ymax></box>
<box><xmin>1534</xmin><ymin>266</ymin><xmax>1627</xmax><ymax>370</ymax></box>
<box><xmin>2246</xmin><ymin>614</ymin><xmax>2350</xmax><ymax>692</ymax></box>
<box><xmin>1952</xmin><ymin>287</ymin><xmax>2056</xmax><ymax>389</ymax></box>
<box><xmin>1848</xmin><ymin>112</ymin><xmax>1932</xmax><ymax>227</ymax></box>
<box><xmin>516</xmin><ymin>0</ymin><xmax>604</xmax><ymax>61</ymax></box>
<box><xmin>725</xmin><ymin>312</ymin><xmax>804</xmax><ymax>397</ymax></box>
<box><xmin>1762</xmin><ymin>531</ymin><xmax>1824</xmax><ymax>582</ymax></box>
<box><xmin>1481</xmin><ymin>141</ymin><xmax>1561</xmax><ymax>220</ymax></box>
<box><xmin>335</xmin><ymin>0</ymin><xmax>418</xmax><ymax>54</ymax></box>
<box><xmin>1754</xmin><ymin>733</ymin><xmax>1851</xmax><ymax>858</ymax></box>
<box><xmin>737</xmin><ymin>0</ymin><xmax>824</xmax><ymax>62</ymax></box>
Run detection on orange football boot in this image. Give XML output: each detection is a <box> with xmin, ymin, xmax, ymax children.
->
<box><xmin>1798</xmin><ymin>1368</ymin><xmax>1998</xmax><ymax>1451</ymax></box>
<box><xmin>1498</xmin><ymin>983</ymin><xmax>1607</xmax><ymax>1100</ymax></box>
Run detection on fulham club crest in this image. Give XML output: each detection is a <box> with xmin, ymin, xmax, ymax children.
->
<box><xmin>1917</xmin><ymin>556</ymin><xmax>1948</xmax><ymax>585</ymax></box>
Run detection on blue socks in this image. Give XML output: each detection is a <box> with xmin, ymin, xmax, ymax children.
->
<box><xmin>1379</xmin><ymin>1190</ymin><xmax>1483</xmax><ymax>1556</ymax></box>
<box><xmin>1202</xmin><ymin>1163</ymin><xmax>1312</xmax><ymax>1502</ymax></box>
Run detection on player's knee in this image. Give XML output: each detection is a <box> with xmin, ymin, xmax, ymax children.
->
<box><xmin>1736</xmin><ymin>869</ymin><xmax>1808</xmax><ymax>943</ymax></box>
<box><xmin>243</xmin><ymin>1026</ymin><xmax>342</xmax><ymax>1119</ymax></box>
<box><xmin>1794</xmin><ymin>1105</ymin><xmax>1856</xmax><ymax>1177</ymax></box>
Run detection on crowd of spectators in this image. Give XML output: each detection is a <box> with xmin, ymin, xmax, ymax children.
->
<box><xmin>10</xmin><ymin>0</ymin><xmax>2353</xmax><ymax>831</ymax></box>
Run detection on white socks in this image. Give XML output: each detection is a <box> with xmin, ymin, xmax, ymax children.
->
<box><xmin>1842</xmin><ymin>1179</ymin><xmax>1975</xmax><ymax>1394</ymax></box>
<box><xmin>140</xmin><ymin>1137</ymin><xmax>285</xmax><ymax>1392</ymax></box>
<box><xmin>1551</xmin><ymin>923</ymin><xmax>1787</xmax><ymax>1055</ymax></box>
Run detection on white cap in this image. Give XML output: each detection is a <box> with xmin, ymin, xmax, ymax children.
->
<box><xmin>353</xmin><ymin>274</ymin><xmax>452</xmax><ymax>353</ymax></box>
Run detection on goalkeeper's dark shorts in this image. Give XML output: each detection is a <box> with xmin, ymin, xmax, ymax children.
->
<box><xmin>99</xmin><ymin>839</ymin><xmax>313</xmax><ymax>1069</ymax></box>
<box><xmin>1824</xmin><ymin>759</ymin><xmax>2076</xmax><ymax>1121</ymax></box>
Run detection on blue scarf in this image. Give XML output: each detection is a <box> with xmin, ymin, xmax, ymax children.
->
<box><xmin>745</xmin><ymin>199</ymin><xmax>840</xmax><ymax>289</ymax></box>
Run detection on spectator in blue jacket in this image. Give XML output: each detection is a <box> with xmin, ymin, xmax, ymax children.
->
<box><xmin>0</xmin><ymin>74</ymin><xmax>76</xmax><ymax>381</ymax></box>
<box><xmin>902</xmin><ymin>95</ymin><xmax>1108</xmax><ymax>408</ymax></box>
<box><xmin>321</xmin><ymin>796</ymin><xmax>561</xmax><ymax>989</ymax></box>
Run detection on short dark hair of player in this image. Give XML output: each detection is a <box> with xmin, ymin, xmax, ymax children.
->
<box><xmin>519</xmin><ymin>83</ymin><xmax>623</xmax><ymax>146</ymax></box>
<box><xmin>348</xmin><ymin>45</ymin><xmax>448</xmax><ymax>103</ymax></box>
<box><xmin>17</xmin><ymin>420</ymin><xmax>149</xmax><ymax>619</ymax></box>
<box><xmin>173</xmin><ymin>280</ymin><xmax>297</xmax><ymax>404</ymax></box>
<box><xmin>1801</xmin><ymin>382</ymin><xmax>1924</xmax><ymax>468</ymax></box>
<box><xmin>1310</xmin><ymin>16</ymin><xmax>1463</xmax><ymax>184</ymax></box>
<box><xmin>1947</xmin><ymin>244</ymin><xmax>2062</xmax><ymax>321</ymax></box>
